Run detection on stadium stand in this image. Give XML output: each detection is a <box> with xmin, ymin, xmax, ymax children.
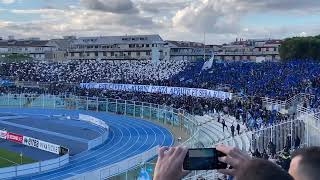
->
<box><xmin>1</xmin><ymin>58</ymin><xmax>320</xmax><ymax>179</ymax></box>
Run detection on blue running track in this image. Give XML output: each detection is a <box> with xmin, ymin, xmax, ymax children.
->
<box><xmin>0</xmin><ymin>108</ymin><xmax>174</xmax><ymax>180</ymax></box>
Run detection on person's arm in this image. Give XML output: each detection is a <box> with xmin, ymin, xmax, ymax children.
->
<box><xmin>216</xmin><ymin>144</ymin><xmax>251</xmax><ymax>177</ymax></box>
<box><xmin>154</xmin><ymin>146</ymin><xmax>189</xmax><ymax>180</ymax></box>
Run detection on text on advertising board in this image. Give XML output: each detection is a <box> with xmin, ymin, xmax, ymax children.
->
<box><xmin>6</xmin><ymin>132</ymin><xmax>23</xmax><ymax>144</ymax></box>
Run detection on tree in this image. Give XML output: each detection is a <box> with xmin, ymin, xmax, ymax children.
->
<box><xmin>279</xmin><ymin>35</ymin><xmax>320</xmax><ymax>62</ymax></box>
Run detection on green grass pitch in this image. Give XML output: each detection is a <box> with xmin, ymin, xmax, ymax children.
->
<box><xmin>0</xmin><ymin>148</ymin><xmax>36</xmax><ymax>168</ymax></box>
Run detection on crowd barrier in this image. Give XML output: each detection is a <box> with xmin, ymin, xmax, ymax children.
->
<box><xmin>0</xmin><ymin>154</ymin><xmax>69</xmax><ymax>179</ymax></box>
<box><xmin>253</xmin><ymin>93</ymin><xmax>320</xmax><ymax>152</ymax></box>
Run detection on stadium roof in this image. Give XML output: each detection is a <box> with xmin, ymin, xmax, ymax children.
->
<box><xmin>71</xmin><ymin>34</ymin><xmax>164</xmax><ymax>45</ymax></box>
<box><xmin>167</xmin><ymin>40</ymin><xmax>205</xmax><ymax>48</ymax></box>
<box><xmin>0</xmin><ymin>40</ymin><xmax>51</xmax><ymax>47</ymax></box>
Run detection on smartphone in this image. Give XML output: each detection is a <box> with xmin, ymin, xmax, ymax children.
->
<box><xmin>183</xmin><ymin>148</ymin><xmax>227</xmax><ymax>170</ymax></box>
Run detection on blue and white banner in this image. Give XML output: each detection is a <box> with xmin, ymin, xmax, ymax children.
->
<box><xmin>80</xmin><ymin>83</ymin><xmax>232</xmax><ymax>100</ymax></box>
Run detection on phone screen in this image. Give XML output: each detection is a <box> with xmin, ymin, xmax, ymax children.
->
<box><xmin>183</xmin><ymin>148</ymin><xmax>227</xmax><ymax>170</ymax></box>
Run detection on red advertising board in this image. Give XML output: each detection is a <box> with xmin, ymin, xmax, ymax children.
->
<box><xmin>6</xmin><ymin>132</ymin><xmax>23</xmax><ymax>144</ymax></box>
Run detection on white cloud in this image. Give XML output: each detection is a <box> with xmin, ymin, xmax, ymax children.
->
<box><xmin>172</xmin><ymin>0</ymin><xmax>245</xmax><ymax>34</ymax></box>
<box><xmin>80</xmin><ymin>0</ymin><xmax>138</xmax><ymax>14</ymax></box>
<box><xmin>1</xmin><ymin>0</ymin><xmax>320</xmax><ymax>44</ymax></box>
<box><xmin>0</xmin><ymin>0</ymin><xmax>15</xmax><ymax>4</ymax></box>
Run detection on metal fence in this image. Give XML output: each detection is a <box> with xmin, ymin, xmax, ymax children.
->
<box><xmin>0</xmin><ymin>154</ymin><xmax>69</xmax><ymax>179</ymax></box>
<box><xmin>251</xmin><ymin>119</ymin><xmax>306</xmax><ymax>153</ymax></box>
<box><xmin>254</xmin><ymin>93</ymin><xmax>320</xmax><ymax>153</ymax></box>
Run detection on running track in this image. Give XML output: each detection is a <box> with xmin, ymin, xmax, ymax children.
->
<box><xmin>0</xmin><ymin>108</ymin><xmax>174</xmax><ymax>180</ymax></box>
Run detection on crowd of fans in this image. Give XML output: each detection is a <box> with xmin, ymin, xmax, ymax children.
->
<box><xmin>1</xmin><ymin>60</ymin><xmax>320</xmax><ymax>99</ymax></box>
<box><xmin>0</xmin><ymin>58</ymin><xmax>320</xmax><ymax>180</ymax></box>
<box><xmin>1</xmin><ymin>59</ymin><xmax>319</xmax><ymax>128</ymax></box>
<box><xmin>173</xmin><ymin>61</ymin><xmax>320</xmax><ymax>99</ymax></box>
<box><xmin>0</xmin><ymin>59</ymin><xmax>189</xmax><ymax>84</ymax></box>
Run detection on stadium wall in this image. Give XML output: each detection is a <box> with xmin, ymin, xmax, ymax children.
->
<box><xmin>78</xmin><ymin>114</ymin><xmax>109</xmax><ymax>150</ymax></box>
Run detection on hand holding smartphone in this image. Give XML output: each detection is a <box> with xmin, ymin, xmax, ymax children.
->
<box><xmin>183</xmin><ymin>148</ymin><xmax>227</xmax><ymax>170</ymax></box>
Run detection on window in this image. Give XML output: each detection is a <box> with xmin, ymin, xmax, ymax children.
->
<box><xmin>103</xmin><ymin>52</ymin><xmax>107</xmax><ymax>56</ymax></box>
<box><xmin>136</xmin><ymin>52</ymin><xmax>140</xmax><ymax>56</ymax></box>
<box><xmin>111</xmin><ymin>52</ymin><xmax>114</xmax><ymax>56</ymax></box>
<box><xmin>128</xmin><ymin>52</ymin><xmax>131</xmax><ymax>56</ymax></box>
<box><xmin>142</xmin><ymin>44</ymin><xmax>144</xmax><ymax>47</ymax></box>
<box><xmin>146</xmin><ymin>44</ymin><xmax>149</xmax><ymax>48</ymax></box>
<box><xmin>71</xmin><ymin>52</ymin><xmax>74</xmax><ymax>57</ymax></box>
<box><xmin>95</xmin><ymin>52</ymin><xmax>99</xmax><ymax>56</ymax></box>
<box><xmin>146</xmin><ymin>51</ymin><xmax>151</xmax><ymax>56</ymax></box>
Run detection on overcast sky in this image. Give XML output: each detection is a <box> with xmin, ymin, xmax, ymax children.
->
<box><xmin>0</xmin><ymin>0</ymin><xmax>319</xmax><ymax>44</ymax></box>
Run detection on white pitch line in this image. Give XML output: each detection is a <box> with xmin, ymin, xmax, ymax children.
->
<box><xmin>0</xmin><ymin>155</ymin><xmax>19</xmax><ymax>165</ymax></box>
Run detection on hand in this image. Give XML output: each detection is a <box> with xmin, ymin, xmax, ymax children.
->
<box><xmin>154</xmin><ymin>146</ymin><xmax>189</xmax><ymax>180</ymax></box>
<box><xmin>216</xmin><ymin>144</ymin><xmax>251</xmax><ymax>176</ymax></box>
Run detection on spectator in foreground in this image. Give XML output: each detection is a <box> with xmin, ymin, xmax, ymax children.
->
<box><xmin>236</xmin><ymin>159</ymin><xmax>293</xmax><ymax>180</ymax></box>
<box><xmin>289</xmin><ymin>146</ymin><xmax>320</xmax><ymax>180</ymax></box>
<box><xmin>154</xmin><ymin>145</ymin><xmax>293</xmax><ymax>180</ymax></box>
<box><xmin>153</xmin><ymin>146</ymin><xmax>189</xmax><ymax>180</ymax></box>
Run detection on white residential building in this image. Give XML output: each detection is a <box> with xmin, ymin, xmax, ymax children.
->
<box><xmin>66</xmin><ymin>35</ymin><xmax>169</xmax><ymax>62</ymax></box>
<box><xmin>0</xmin><ymin>39</ymin><xmax>56</xmax><ymax>60</ymax></box>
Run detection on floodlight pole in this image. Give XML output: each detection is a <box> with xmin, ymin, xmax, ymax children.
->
<box><xmin>203</xmin><ymin>32</ymin><xmax>206</xmax><ymax>61</ymax></box>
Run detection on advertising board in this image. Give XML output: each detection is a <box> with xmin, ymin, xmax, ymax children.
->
<box><xmin>38</xmin><ymin>140</ymin><xmax>60</xmax><ymax>154</ymax></box>
<box><xmin>6</xmin><ymin>132</ymin><xmax>23</xmax><ymax>144</ymax></box>
<box><xmin>23</xmin><ymin>136</ymin><xmax>40</xmax><ymax>148</ymax></box>
<box><xmin>0</xmin><ymin>130</ymin><xmax>7</xmax><ymax>139</ymax></box>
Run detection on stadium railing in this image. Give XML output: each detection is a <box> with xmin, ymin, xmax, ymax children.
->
<box><xmin>0</xmin><ymin>154</ymin><xmax>69</xmax><ymax>179</ymax></box>
<box><xmin>0</xmin><ymin>93</ymin><xmax>200</xmax><ymax>179</ymax></box>
<box><xmin>66</xmin><ymin>146</ymin><xmax>159</xmax><ymax>180</ymax></box>
<box><xmin>250</xmin><ymin>93</ymin><xmax>319</xmax><ymax>151</ymax></box>
<box><xmin>262</xmin><ymin>93</ymin><xmax>314</xmax><ymax>114</ymax></box>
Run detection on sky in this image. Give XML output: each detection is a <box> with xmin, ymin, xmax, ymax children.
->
<box><xmin>0</xmin><ymin>0</ymin><xmax>319</xmax><ymax>44</ymax></box>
